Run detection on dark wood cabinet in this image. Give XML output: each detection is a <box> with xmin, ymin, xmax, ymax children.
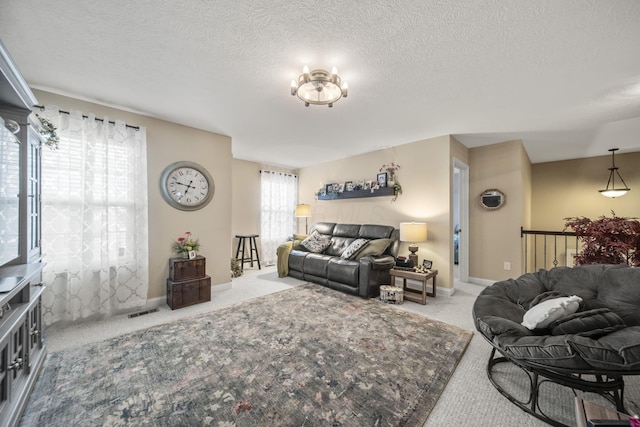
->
<box><xmin>167</xmin><ymin>257</ymin><xmax>211</xmax><ymax>310</ymax></box>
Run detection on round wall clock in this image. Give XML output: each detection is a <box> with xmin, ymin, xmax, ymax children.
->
<box><xmin>160</xmin><ymin>161</ymin><xmax>214</xmax><ymax>211</ymax></box>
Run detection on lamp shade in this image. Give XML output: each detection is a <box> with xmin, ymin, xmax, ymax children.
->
<box><xmin>400</xmin><ymin>222</ymin><xmax>427</xmax><ymax>243</ymax></box>
<box><xmin>295</xmin><ymin>204</ymin><xmax>311</xmax><ymax>217</ymax></box>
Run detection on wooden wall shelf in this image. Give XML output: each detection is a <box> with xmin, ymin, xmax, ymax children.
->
<box><xmin>317</xmin><ymin>186</ymin><xmax>395</xmax><ymax>200</ymax></box>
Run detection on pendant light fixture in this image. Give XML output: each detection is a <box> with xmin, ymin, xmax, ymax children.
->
<box><xmin>599</xmin><ymin>148</ymin><xmax>630</xmax><ymax>198</ymax></box>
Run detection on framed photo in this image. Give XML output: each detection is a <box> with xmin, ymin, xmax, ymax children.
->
<box><xmin>365</xmin><ymin>180</ymin><xmax>372</xmax><ymax>190</ymax></box>
<box><xmin>338</xmin><ymin>183</ymin><xmax>345</xmax><ymax>192</ymax></box>
<box><xmin>332</xmin><ymin>183</ymin><xmax>340</xmax><ymax>192</ymax></box>
<box><xmin>422</xmin><ymin>259</ymin><xmax>433</xmax><ymax>270</ymax></box>
<box><xmin>358</xmin><ymin>179</ymin><xmax>365</xmax><ymax>188</ymax></box>
<box><xmin>345</xmin><ymin>181</ymin><xmax>354</xmax><ymax>191</ymax></box>
<box><xmin>188</xmin><ymin>250</ymin><xmax>197</xmax><ymax>260</ymax></box>
<box><xmin>326</xmin><ymin>183</ymin><xmax>335</xmax><ymax>194</ymax></box>
<box><xmin>377</xmin><ymin>172</ymin><xmax>388</xmax><ymax>188</ymax></box>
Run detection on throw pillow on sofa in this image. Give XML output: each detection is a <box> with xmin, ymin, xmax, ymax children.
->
<box><xmin>300</xmin><ymin>231</ymin><xmax>332</xmax><ymax>253</ymax></box>
<box><xmin>521</xmin><ymin>295</ymin><xmax>582</xmax><ymax>330</ymax></box>
<box><xmin>341</xmin><ymin>238</ymin><xmax>369</xmax><ymax>259</ymax></box>
<box><xmin>354</xmin><ymin>238</ymin><xmax>392</xmax><ymax>260</ymax></box>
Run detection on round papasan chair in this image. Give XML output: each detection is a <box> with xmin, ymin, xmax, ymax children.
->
<box><xmin>473</xmin><ymin>264</ymin><xmax>640</xmax><ymax>426</ymax></box>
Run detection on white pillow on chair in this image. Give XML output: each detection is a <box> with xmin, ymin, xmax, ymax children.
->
<box><xmin>521</xmin><ymin>295</ymin><xmax>582</xmax><ymax>330</ymax></box>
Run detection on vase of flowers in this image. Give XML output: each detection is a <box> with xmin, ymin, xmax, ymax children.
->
<box><xmin>171</xmin><ymin>231</ymin><xmax>201</xmax><ymax>257</ymax></box>
<box><xmin>380</xmin><ymin>162</ymin><xmax>401</xmax><ymax>183</ymax></box>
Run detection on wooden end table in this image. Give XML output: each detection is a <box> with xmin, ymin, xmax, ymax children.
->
<box><xmin>389</xmin><ymin>268</ymin><xmax>438</xmax><ymax>305</ymax></box>
<box><xmin>575</xmin><ymin>398</ymin><xmax>633</xmax><ymax>427</ymax></box>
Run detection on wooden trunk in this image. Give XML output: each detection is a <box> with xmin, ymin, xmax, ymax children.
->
<box><xmin>167</xmin><ymin>257</ymin><xmax>210</xmax><ymax>310</ymax></box>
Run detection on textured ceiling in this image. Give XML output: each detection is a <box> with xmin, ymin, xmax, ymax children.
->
<box><xmin>1</xmin><ymin>0</ymin><xmax>639</xmax><ymax>168</ymax></box>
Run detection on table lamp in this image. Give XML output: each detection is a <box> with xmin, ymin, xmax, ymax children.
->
<box><xmin>295</xmin><ymin>204</ymin><xmax>311</xmax><ymax>234</ymax></box>
<box><xmin>400</xmin><ymin>222</ymin><xmax>427</xmax><ymax>267</ymax></box>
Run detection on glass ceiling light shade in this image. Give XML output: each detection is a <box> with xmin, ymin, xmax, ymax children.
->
<box><xmin>290</xmin><ymin>65</ymin><xmax>348</xmax><ymax>107</ymax></box>
<box><xmin>599</xmin><ymin>148</ymin><xmax>630</xmax><ymax>198</ymax></box>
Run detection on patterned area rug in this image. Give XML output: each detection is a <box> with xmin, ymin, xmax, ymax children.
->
<box><xmin>21</xmin><ymin>284</ymin><xmax>472</xmax><ymax>427</ymax></box>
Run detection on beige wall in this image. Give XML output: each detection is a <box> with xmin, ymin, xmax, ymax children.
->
<box><xmin>531</xmin><ymin>152</ymin><xmax>640</xmax><ymax>230</ymax></box>
<box><xmin>469</xmin><ymin>140</ymin><xmax>531</xmax><ymax>281</ymax></box>
<box><xmin>230</xmin><ymin>159</ymin><xmax>298</xmax><ymax>261</ymax></box>
<box><xmin>34</xmin><ymin>90</ymin><xmax>233</xmax><ymax>299</ymax></box>
<box><xmin>299</xmin><ymin>135</ymin><xmax>463</xmax><ymax>290</ymax></box>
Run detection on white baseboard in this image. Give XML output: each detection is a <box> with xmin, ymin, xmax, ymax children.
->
<box><xmin>468</xmin><ymin>276</ymin><xmax>496</xmax><ymax>287</ymax></box>
<box><xmin>438</xmin><ymin>286</ymin><xmax>456</xmax><ymax>296</ymax></box>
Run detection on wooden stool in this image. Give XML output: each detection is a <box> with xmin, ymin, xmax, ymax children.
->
<box><xmin>235</xmin><ymin>234</ymin><xmax>261</xmax><ymax>271</ymax></box>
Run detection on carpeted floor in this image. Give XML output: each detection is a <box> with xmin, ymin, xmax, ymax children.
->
<box><xmin>21</xmin><ymin>284</ymin><xmax>472</xmax><ymax>427</ymax></box>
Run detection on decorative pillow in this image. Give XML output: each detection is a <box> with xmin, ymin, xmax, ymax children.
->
<box><xmin>354</xmin><ymin>238</ymin><xmax>392</xmax><ymax>260</ymax></box>
<box><xmin>299</xmin><ymin>231</ymin><xmax>332</xmax><ymax>253</ymax></box>
<box><xmin>521</xmin><ymin>295</ymin><xmax>582</xmax><ymax>330</ymax></box>
<box><xmin>341</xmin><ymin>238</ymin><xmax>369</xmax><ymax>259</ymax></box>
<box><xmin>550</xmin><ymin>308</ymin><xmax>626</xmax><ymax>338</ymax></box>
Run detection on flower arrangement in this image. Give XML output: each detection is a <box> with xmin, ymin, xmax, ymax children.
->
<box><xmin>380</xmin><ymin>162</ymin><xmax>401</xmax><ymax>180</ymax></box>
<box><xmin>171</xmin><ymin>231</ymin><xmax>201</xmax><ymax>254</ymax></box>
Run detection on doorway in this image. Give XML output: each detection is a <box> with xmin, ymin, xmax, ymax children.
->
<box><xmin>453</xmin><ymin>159</ymin><xmax>469</xmax><ymax>285</ymax></box>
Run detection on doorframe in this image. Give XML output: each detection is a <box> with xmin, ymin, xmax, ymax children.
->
<box><xmin>453</xmin><ymin>158</ymin><xmax>470</xmax><ymax>284</ymax></box>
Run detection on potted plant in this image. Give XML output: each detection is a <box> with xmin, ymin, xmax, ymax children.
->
<box><xmin>564</xmin><ymin>211</ymin><xmax>640</xmax><ymax>266</ymax></box>
<box><xmin>380</xmin><ymin>163</ymin><xmax>403</xmax><ymax>202</ymax></box>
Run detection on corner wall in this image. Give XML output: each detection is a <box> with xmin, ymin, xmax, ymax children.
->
<box><xmin>34</xmin><ymin>89</ymin><xmax>233</xmax><ymax>300</ymax></box>
<box><xmin>469</xmin><ymin>140</ymin><xmax>531</xmax><ymax>282</ymax></box>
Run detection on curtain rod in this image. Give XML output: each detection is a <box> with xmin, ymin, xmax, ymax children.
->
<box><xmin>260</xmin><ymin>170</ymin><xmax>297</xmax><ymax>177</ymax></box>
<box><xmin>34</xmin><ymin>105</ymin><xmax>140</xmax><ymax>130</ymax></box>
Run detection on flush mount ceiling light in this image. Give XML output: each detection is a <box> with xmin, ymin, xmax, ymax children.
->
<box><xmin>599</xmin><ymin>148</ymin><xmax>630</xmax><ymax>198</ymax></box>
<box><xmin>290</xmin><ymin>66</ymin><xmax>348</xmax><ymax>107</ymax></box>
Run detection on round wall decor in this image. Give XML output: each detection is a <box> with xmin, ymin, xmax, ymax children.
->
<box><xmin>480</xmin><ymin>189</ymin><xmax>506</xmax><ymax>210</ymax></box>
<box><xmin>160</xmin><ymin>161</ymin><xmax>214</xmax><ymax>211</ymax></box>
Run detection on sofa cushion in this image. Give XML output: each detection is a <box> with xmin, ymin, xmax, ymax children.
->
<box><xmin>325</xmin><ymin>236</ymin><xmax>355</xmax><ymax>257</ymax></box>
<box><xmin>333</xmin><ymin>224</ymin><xmax>361</xmax><ymax>238</ymax></box>
<box><xmin>341</xmin><ymin>238</ymin><xmax>369</xmax><ymax>259</ymax></box>
<box><xmin>359</xmin><ymin>224</ymin><xmax>394</xmax><ymax>240</ymax></box>
<box><xmin>303</xmin><ymin>253</ymin><xmax>333</xmax><ymax>277</ymax></box>
<box><xmin>521</xmin><ymin>296</ymin><xmax>582</xmax><ymax>330</ymax></box>
<box><xmin>354</xmin><ymin>238</ymin><xmax>392</xmax><ymax>260</ymax></box>
<box><xmin>550</xmin><ymin>308</ymin><xmax>626</xmax><ymax>338</ymax></box>
<box><xmin>300</xmin><ymin>231</ymin><xmax>332</xmax><ymax>253</ymax></box>
<box><xmin>327</xmin><ymin>258</ymin><xmax>360</xmax><ymax>286</ymax></box>
<box><xmin>311</xmin><ymin>222</ymin><xmax>336</xmax><ymax>235</ymax></box>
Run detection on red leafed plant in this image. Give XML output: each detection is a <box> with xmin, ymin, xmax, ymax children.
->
<box><xmin>564</xmin><ymin>211</ymin><xmax>640</xmax><ymax>266</ymax></box>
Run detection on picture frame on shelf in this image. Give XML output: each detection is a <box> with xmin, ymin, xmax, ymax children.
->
<box><xmin>326</xmin><ymin>183</ymin><xmax>335</xmax><ymax>194</ymax></box>
<box><xmin>332</xmin><ymin>183</ymin><xmax>340</xmax><ymax>192</ymax></box>
<box><xmin>338</xmin><ymin>183</ymin><xmax>345</xmax><ymax>192</ymax></box>
<box><xmin>423</xmin><ymin>259</ymin><xmax>433</xmax><ymax>270</ymax></box>
<box><xmin>345</xmin><ymin>181</ymin><xmax>354</xmax><ymax>191</ymax></box>
<box><xmin>377</xmin><ymin>172</ymin><xmax>388</xmax><ymax>188</ymax></box>
<box><xmin>188</xmin><ymin>250</ymin><xmax>197</xmax><ymax>260</ymax></box>
<box><xmin>358</xmin><ymin>179</ymin><xmax>365</xmax><ymax>188</ymax></box>
<box><xmin>365</xmin><ymin>180</ymin><xmax>372</xmax><ymax>190</ymax></box>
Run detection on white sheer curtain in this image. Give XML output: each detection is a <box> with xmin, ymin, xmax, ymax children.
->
<box><xmin>39</xmin><ymin>105</ymin><xmax>149</xmax><ymax>326</ymax></box>
<box><xmin>260</xmin><ymin>170</ymin><xmax>297</xmax><ymax>266</ymax></box>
